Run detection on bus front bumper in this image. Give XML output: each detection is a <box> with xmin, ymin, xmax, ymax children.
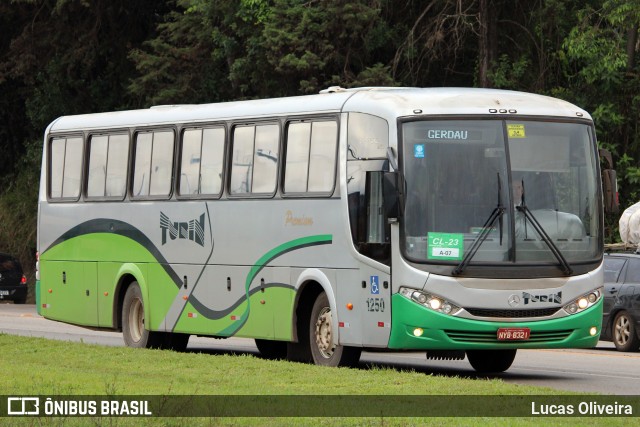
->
<box><xmin>388</xmin><ymin>293</ymin><xmax>602</xmax><ymax>350</ymax></box>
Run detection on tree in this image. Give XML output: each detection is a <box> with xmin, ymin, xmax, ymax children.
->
<box><xmin>560</xmin><ymin>1</ymin><xmax>640</xmax><ymax>211</ymax></box>
<box><xmin>0</xmin><ymin>0</ymin><xmax>169</xmax><ymax>289</ymax></box>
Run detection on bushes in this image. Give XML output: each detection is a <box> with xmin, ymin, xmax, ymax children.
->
<box><xmin>0</xmin><ymin>140</ymin><xmax>41</xmax><ymax>303</ymax></box>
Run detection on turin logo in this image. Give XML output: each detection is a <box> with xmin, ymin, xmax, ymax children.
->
<box><xmin>160</xmin><ymin>212</ymin><xmax>205</xmax><ymax>247</ymax></box>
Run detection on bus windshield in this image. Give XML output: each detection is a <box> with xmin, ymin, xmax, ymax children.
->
<box><xmin>401</xmin><ymin>119</ymin><xmax>601</xmax><ymax>270</ymax></box>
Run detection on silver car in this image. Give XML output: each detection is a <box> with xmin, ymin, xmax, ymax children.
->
<box><xmin>602</xmin><ymin>253</ymin><xmax>640</xmax><ymax>351</ymax></box>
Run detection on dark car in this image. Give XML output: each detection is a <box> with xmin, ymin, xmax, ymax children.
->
<box><xmin>0</xmin><ymin>252</ymin><xmax>27</xmax><ymax>304</ymax></box>
<box><xmin>602</xmin><ymin>253</ymin><xmax>640</xmax><ymax>351</ymax></box>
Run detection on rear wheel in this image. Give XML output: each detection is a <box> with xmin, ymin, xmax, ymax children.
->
<box><xmin>309</xmin><ymin>292</ymin><xmax>361</xmax><ymax>367</ymax></box>
<box><xmin>613</xmin><ymin>311</ymin><xmax>640</xmax><ymax>352</ymax></box>
<box><xmin>466</xmin><ymin>349</ymin><xmax>517</xmax><ymax>373</ymax></box>
<box><xmin>122</xmin><ymin>282</ymin><xmax>161</xmax><ymax>348</ymax></box>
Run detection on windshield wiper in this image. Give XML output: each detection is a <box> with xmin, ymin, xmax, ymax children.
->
<box><xmin>516</xmin><ymin>180</ymin><xmax>573</xmax><ymax>276</ymax></box>
<box><xmin>452</xmin><ymin>173</ymin><xmax>505</xmax><ymax>276</ymax></box>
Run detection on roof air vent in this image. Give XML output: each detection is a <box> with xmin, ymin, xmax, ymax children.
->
<box><xmin>320</xmin><ymin>86</ymin><xmax>345</xmax><ymax>94</ymax></box>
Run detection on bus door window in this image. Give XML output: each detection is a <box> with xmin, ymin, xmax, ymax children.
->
<box><xmin>346</xmin><ymin>113</ymin><xmax>389</xmax><ymax>264</ymax></box>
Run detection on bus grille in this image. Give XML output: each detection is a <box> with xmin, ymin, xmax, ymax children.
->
<box><xmin>444</xmin><ymin>329</ymin><xmax>573</xmax><ymax>344</ymax></box>
<box><xmin>464</xmin><ymin>307</ymin><xmax>560</xmax><ymax>318</ymax></box>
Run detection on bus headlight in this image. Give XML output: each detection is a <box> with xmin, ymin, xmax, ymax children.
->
<box><xmin>562</xmin><ymin>287</ymin><xmax>602</xmax><ymax>315</ymax></box>
<box><xmin>399</xmin><ymin>287</ymin><xmax>461</xmax><ymax>316</ymax></box>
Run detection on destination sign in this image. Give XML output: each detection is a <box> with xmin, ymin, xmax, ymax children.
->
<box><xmin>426</xmin><ymin>129</ymin><xmax>483</xmax><ymax>141</ymax></box>
<box><xmin>428</xmin><ymin>130</ymin><xmax>468</xmax><ymax>139</ymax></box>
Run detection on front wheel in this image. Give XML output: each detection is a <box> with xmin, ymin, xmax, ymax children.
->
<box><xmin>466</xmin><ymin>349</ymin><xmax>517</xmax><ymax>373</ymax></box>
<box><xmin>613</xmin><ymin>311</ymin><xmax>640</xmax><ymax>352</ymax></box>
<box><xmin>309</xmin><ymin>292</ymin><xmax>361</xmax><ymax>367</ymax></box>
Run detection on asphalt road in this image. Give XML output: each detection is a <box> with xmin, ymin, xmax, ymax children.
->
<box><xmin>1</xmin><ymin>303</ymin><xmax>639</xmax><ymax>395</ymax></box>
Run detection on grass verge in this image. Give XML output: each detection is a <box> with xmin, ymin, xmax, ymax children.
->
<box><xmin>0</xmin><ymin>334</ymin><xmax>632</xmax><ymax>426</ymax></box>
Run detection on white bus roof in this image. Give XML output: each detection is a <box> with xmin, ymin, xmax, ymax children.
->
<box><xmin>48</xmin><ymin>87</ymin><xmax>591</xmax><ymax>133</ymax></box>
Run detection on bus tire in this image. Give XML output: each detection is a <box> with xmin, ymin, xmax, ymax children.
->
<box><xmin>309</xmin><ymin>292</ymin><xmax>361</xmax><ymax>367</ymax></box>
<box><xmin>122</xmin><ymin>282</ymin><xmax>161</xmax><ymax>349</ymax></box>
<box><xmin>613</xmin><ymin>311</ymin><xmax>640</xmax><ymax>352</ymax></box>
<box><xmin>466</xmin><ymin>349</ymin><xmax>517</xmax><ymax>373</ymax></box>
<box><xmin>255</xmin><ymin>339</ymin><xmax>287</xmax><ymax>360</ymax></box>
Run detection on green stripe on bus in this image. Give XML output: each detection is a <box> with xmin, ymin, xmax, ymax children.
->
<box><xmin>217</xmin><ymin>234</ymin><xmax>332</xmax><ymax>336</ymax></box>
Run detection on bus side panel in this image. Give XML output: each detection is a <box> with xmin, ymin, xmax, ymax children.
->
<box><xmin>40</xmin><ymin>260</ymin><xmax>98</xmax><ymax>326</ymax></box>
<box><xmin>272</xmin><ymin>267</ymin><xmax>294</xmax><ymax>341</ymax></box>
<box><xmin>97</xmin><ymin>262</ymin><xmax>120</xmax><ymax>328</ymax></box>
<box><xmin>171</xmin><ymin>266</ymin><xmax>294</xmax><ymax>340</ymax></box>
<box><xmin>147</xmin><ymin>263</ymin><xmax>183</xmax><ymax>331</ymax></box>
<box><xmin>173</xmin><ymin>265</ymin><xmax>249</xmax><ymax>336</ymax></box>
<box><xmin>336</xmin><ymin>266</ymin><xmax>391</xmax><ymax>348</ymax></box>
<box><xmin>336</xmin><ymin>270</ymin><xmax>364</xmax><ymax>346</ymax></box>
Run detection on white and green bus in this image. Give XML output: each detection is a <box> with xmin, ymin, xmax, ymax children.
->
<box><xmin>36</xmin><ymin>87</ymin><xmax>613</xmax><ymax>372</ymax></box>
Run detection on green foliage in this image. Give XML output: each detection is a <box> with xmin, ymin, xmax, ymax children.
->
<box><xmin>0</xmin><ymin>139</ymin><xmax>42</xmax><ymax>299</ymax></box>
<box><xmin>557</xmin><ymin>1</ymin><xmax>640</xmax><ymax>235</ymax></box>
<box><xmin>489</xmin><ymin>55</ymin><xmax>531</xmax><ymax>90</ymax></box>
<box><xmin>0</xmin><ymin>334</ymin><xmax>628</xmax><ymax>427</ymax></box>
<box><xmin>4</xmin><ymin>0</ymin><xmax>640</xmax><ymax>268</ymax></box>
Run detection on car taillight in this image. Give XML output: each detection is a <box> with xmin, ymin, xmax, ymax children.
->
<box><xmin>21</xmin><ymin>275</ymin><xmax>27</xmax><ymax>285</ymax></box>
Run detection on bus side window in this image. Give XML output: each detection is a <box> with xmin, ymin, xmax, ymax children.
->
<box><xmin>49</xmin><ymin>136</ymin><xmax>83</xmax><ymax>200</ymax></box>
<box><xmin>230</xmin><ymin>123</ymin><xmax>279</xmax><ymax>195</ymax></box>
<box><xmin>179</xmin><ymin>127</ymin><xmax>225</xmax><ymax>197</ymax></box>
<box><xmin>180</xmin><ymin>129</ymin><xmax>202</xmax><ymax>195</ymax></box>
<box><xmin>284</xmin><ymin>122</ymin><xmax>311</xmax><ymax>193</ymax></box>
<box><xmin>149</xmin><ymin>131</ymin><xmax>175</xmax><ymax>196</ymax></box>
<box><xmin>87</xmin><ymin>134</ymin><xmax>129</xmax><ymax>199</ymax></box>
<box><xmin>106</xmin><ymin>135</ymin><xmax>129</xmax><ymax>197</ymax></box>
<box><xmin>252</xmin><ymin>124</ymin><xmax>279</xmax><ymax>193</ymax></box>
<box><xmin>283</xmin><ymin>120</ymin><xmax>338</xmax><ymax>195</ymax></box>
<box><xmin>308</xmin><ymin>121</ymin><xmax>338</xmax><ymax>193</ymax></box>
<box><xmin>200</xmin><ymin>128</ymin><xmax>225</xmax><ymax>195</ymax></box>
<box><xmin>132</xmin><ymin>130</ymin><xmax>175</xmax><ymax>198</ymax></box>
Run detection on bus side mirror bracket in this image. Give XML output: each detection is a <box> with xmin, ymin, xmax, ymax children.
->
<box><xmin>383</xmin><ymin>171</ymin><xmax>400</xmax><ymax>223</ymax></box>
<box><xmin>599</xmin><ymin>148</ymin><xmax>619</xmax><ymax>214</ymax></box>
<box><xmin>365</xmin><ymin>171</ymin><xmax>400</xmax><ymax>244</ymax></box>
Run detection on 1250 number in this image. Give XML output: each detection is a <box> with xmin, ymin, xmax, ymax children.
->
<box><xmin>366</xmin><ymin>298</ymin><xmax>385</xmax><ymax>312</ymax></box>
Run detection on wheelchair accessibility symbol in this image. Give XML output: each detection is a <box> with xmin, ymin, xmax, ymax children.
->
<box><xmin>370</xmin><ymin>276</ymin><xmax>380</xmax><ymax>295</ymax></box>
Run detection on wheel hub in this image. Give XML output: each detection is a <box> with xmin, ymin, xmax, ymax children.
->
<box><xmin>129</xmin><ymin>297</ymin><xmax>144</xmax><ymax>343</ymax></box>
<box><xmin>315</xmin><ymin>307</ymin><xmax>335</xmax><ymax>358</ymax></box>
<box><xmin>615</xmin><ymin>315</ymin><xmax>630</xmax><ymax>345</ymax></box>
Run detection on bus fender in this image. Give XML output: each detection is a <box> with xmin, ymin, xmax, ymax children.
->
<box><xmin>294</xmin><ymin>268</ymin><xmax>340</xmax><ymax>345</ymax></box>
<box><xmin>115</xmin><ymin>263</ymin><xmax>150</xmax><ymax>329</ymax></box>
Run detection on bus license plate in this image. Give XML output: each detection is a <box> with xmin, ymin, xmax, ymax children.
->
<box><xmin>497</xmin><ymin>327</ymin><xmax>530</xmax><ymax>341</ymax></box>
